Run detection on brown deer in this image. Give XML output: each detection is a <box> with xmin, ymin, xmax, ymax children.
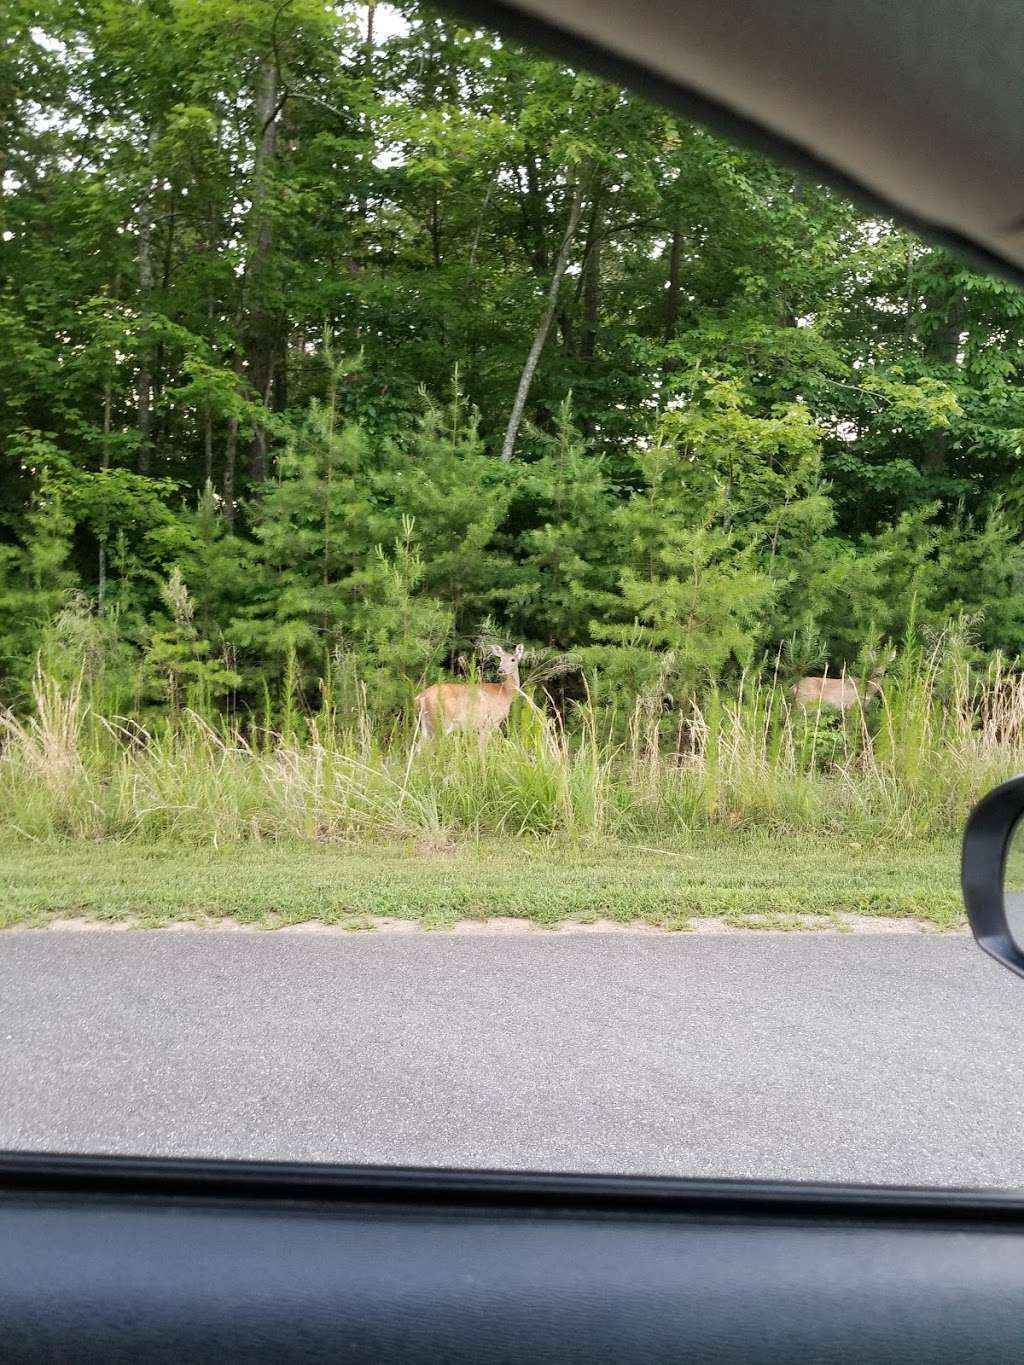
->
<box><xmin>414</xmin><ymin>644</ymin><xmax>524</xmax><ymax>749</ymax></box>
<box><xmin>791</xmin><ymin>676</ymin><xmax>882</xmax><ymax>710</ymax></box>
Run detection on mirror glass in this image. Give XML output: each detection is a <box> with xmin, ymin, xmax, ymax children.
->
<box><xmin>1006</xmin><ymin>818</ymin><xmax>1024</xmax><ymax>950</ymax></box>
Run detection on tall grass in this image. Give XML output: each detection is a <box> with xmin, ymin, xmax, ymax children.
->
<box><xmin>2</xmin><ymin>632</ymin><xmax>1022</xmax><ymax>847</ymax></box>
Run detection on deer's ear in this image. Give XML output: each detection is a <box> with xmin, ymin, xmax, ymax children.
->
<box><xmin>514</xmin><ymin>643</ymin><xmax>524</xmax><ymax>660</ymax></box>
<box><xmin>490</xmin><ymin>644</ymin><xmax>504</xmax><ymax>658</ymax></box>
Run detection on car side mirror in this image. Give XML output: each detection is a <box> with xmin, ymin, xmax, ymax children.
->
<box><xmin>962</xmin><ymin>776</ymin><xmax>1024</xmax><ymax>980</ymax></box>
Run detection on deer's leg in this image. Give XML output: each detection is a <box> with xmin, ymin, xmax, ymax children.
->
<box><xmin>412</xmin><ymin>704</ymin><xmax>433</xmax><ymax>756</ymax></box>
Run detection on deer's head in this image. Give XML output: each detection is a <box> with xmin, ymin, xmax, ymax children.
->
<box><xmin>492</xmin><ymin>643</ymin><xmax>524</xmax><ymax>681</ymax></box>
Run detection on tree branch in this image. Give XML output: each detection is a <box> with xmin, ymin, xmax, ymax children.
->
<box><xmin>500</xmin><ymin>180</ymin><xmax>584</xmax><ymax>463</ymax></box>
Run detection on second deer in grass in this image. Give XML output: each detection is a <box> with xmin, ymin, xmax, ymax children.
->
<box><xmin>414</xmin><ymin>644</ymin><xmax>524</xmax><ymax>749</ymax></box>
<box><xmin>791</xmin><ymin>675</ymin><xmax>882</xmax><ymax>710</ymax></box>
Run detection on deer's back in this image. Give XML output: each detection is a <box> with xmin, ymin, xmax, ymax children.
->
<box><xmin>792</xmin><ymin>677</ymin><xmax>872</xmax><ymax>710</ymax></box>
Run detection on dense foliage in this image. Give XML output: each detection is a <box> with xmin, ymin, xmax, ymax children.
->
<box><xmin>4</xmin><ymin>0</ymin><xmax>1024</xmax><ymax>727</ymax></box>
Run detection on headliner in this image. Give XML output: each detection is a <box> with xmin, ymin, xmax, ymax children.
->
<box><xmin>446</xmin><ymin>0</ymin><xmax>1024</xmax><ymax>284</ymax></box>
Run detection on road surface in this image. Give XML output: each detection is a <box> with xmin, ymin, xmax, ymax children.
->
<box><xmin>3</xmin><ymin>929</ymin><xmax>1024</xmax><ymax>1188</ymax></box>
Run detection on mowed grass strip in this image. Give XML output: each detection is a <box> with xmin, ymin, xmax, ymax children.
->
<box><xmin>0</xmin><ymin>837</ymin><xmax>963</xmax><ymax>930</ymax></box>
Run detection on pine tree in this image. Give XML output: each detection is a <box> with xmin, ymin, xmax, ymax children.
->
<box><xmin>382</xmin><ymin>376</ymin><xmax>514</xmax><ymax>635</ymax></box>
<box><xmin>235</xmin><ymin>350</ymin><xmax>394</xmax><ymax>676</ymax></box>
<box><xmin>511</xmin><ymin>397</ymin><xmax>618</xmax><ymax>647</ymax></box>
<box><xmin>591</xmin><ymin>436</ymin><xmax>774</xmax><ymax>703</ymax></box>
<box><xmin>344</xmin><ymin>516</ymin><xmax>453</xmax><ymax>714</ymax></box>
<box><xmin>143</xmin><ymin>568</ymin><xmax>240</xmax><ymax>715</ymax></box>
<box><xmin>0</xmin><ymin>482</ymin><xmax>76</xmax><ymax>697</ymax></box>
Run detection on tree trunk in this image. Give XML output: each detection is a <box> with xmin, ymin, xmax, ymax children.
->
<box><xmin>429</xmin><ymin>190</ymin><xmax>441</xmax><ymax>267</ymax></box>
<box><xmin>468</xmin><ymin>170</ymin><xmax>496</xmax><ymax>269</ymax></box>
<box><xmin>664</xmin><ymin>224</ymin><xmax>683</xmax><ymax>342</ymax></box>
<box><xmin>904</xmin><ymin>240</ymin><xmax>916</xmax><ymax>341</ymax></box>
<box><xmin>151</xmin><ymin>200</ymin><xmax>176</xmax><ymax>462</ymax></box>
<box><xmin>203</xmin><ymin>406</ymin><xmax>214</xmax><ymax>486</ymax></box>
<box><xmin>223</xmin><ymin>411</ymin><xmax>237</xmax><ymax>531</ymax></box>
<box><xmin>98</xmin><ymin>376</ymin><xmax>113</xmax><ymax>610</ymax></box>
<box><xmin>136</xmin><ymin>130</ymin><xmax>158</xmax><ymax>475</ymax></box>
<box><xmin>921</xmin><ymin>286</ymin><xmax>964</xmax><ymax>476</ymax></box>
<box><xmin>245</xmin><ymin>54</ymin><xmax>282</xmax><ymax>485</ymax></box>
<box><xmin>580</xmin><ymin>198</ymin><xmax>602</xmax><ymax>362</ymax></box>
<box><xmin>273</xmin><ymin>331</ymin><xmax>289</xmax><ymax>413</ymax></box>
<box><xmin>500</xmin><ymin>181</ymin><xmax>584</xmax><ymax>463</ymax></box>
<box><xmin>203</xmin><ymin>279</ymin><xmax>215</xmax><ymax>486</ymax></box>
<box><xmin>657</xmin><ymin>221</ymin><xmax>687</xmax><ymax>409</ymax></box>
<box><xmin>222</xmin><ymin>343</ymin><xmax>242</xmax><ymax>532</ymax></box>
<box><xmin>523</xmin><ymin>154</ymin><xmax>548</xmax><ymax>271</ymax></box>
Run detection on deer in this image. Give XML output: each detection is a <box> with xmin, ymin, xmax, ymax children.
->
<box><xmin>791</xmin><ymin>675</ymin><xmax>883</xmax><ymax>710</ymax></box>
<box><xmin>413</xmin><ymin>644</ymin><xmax>524</xmax><ymax>750</ymax></box>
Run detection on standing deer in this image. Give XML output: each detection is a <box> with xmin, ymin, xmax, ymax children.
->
<box><xmin>791</xmin><ymin>676</ymin><xmax>882</xmax><ymax>710</ymax></box>
<box><xmin>414</xmin><ymin>644</ymin><xmax>524</xmax><ymax>749</ymax></box>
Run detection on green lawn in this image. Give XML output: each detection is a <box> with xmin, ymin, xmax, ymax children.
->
<box><xmin>0</xmin><ymin>836</ymin><xmax>964</xmax><ymax>930</ymax></box>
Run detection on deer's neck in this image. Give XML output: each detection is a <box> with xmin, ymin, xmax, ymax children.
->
<box><xmin>498</xmin><ymin>669</ymin><xmax>520</xmax><ymax>696</ymax></box>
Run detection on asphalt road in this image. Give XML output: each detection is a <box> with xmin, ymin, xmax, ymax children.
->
<box><xmin>4</xmin><ymin>930</ymin><xmax>1024</xmax><ymax>1188</ymax></box>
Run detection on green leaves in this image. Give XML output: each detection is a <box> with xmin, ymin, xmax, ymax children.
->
<box><xmin>5</xmin><ymin>2</ymin><xmax>1024</xmax><ymax>730</ymax></box>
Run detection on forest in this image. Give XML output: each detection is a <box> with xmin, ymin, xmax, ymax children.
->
<box><xmin>4</xmin><ymin>0</ymin><xmax>1024</xmax><ymax>882</ymax></box>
